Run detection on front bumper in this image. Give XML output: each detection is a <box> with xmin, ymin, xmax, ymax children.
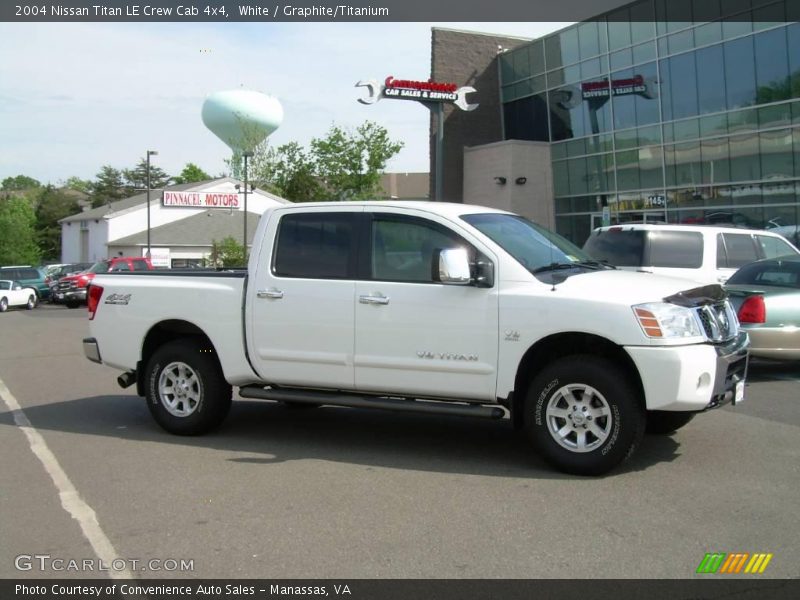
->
<box><xmin>53</xmin><ymin>288</ymin><xmax>87</xmax><ymax>303</ymax></box>
<box><xmin>625</xmin><ymin>332</ymin><xmax>749</xmax><ymax>412</ymax></box>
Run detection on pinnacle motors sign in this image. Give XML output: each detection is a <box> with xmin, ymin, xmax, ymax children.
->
<box><xmin>163</xmin><ymin>191</ymin><xmax>240</xmax><ymax>209</ymax></box>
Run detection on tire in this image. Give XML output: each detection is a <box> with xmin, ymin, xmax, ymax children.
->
<box><xmin>0</xmin><ymin>297</ymin><xmax>7</xmax><ymax>313</ymax></box>
<box><xmin>523</xmin><ymin>355</ymin><xmax>646</xmax><ymax>476</ymax></box>
<box><xmin>65</xmin><ymin>300</ymin><xmax>81</xmax><ymax>309</ymax></box>
<box><xmin>145</xmin><ymin>339</ymin><xmax>232</xmax><ymax>435</ymax></box>
<box><xmin>26</xmin><ymin>295</ymin><xmax>36</xmax><ymax>310</ymax></box>
<box><xmin>646</xmin><ymin>411</ymin><xmax>695</xmax><ymax>435</ymax></box>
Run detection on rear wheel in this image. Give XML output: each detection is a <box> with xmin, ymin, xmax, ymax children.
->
<box><xmin>523</xmin><ymin>356</ymin><xmax>645</xmax><ymax>476</ymax></box>
<box><xmin>0</xmin><ymin>297</ymin><xmax>7</xmax><ymax>312</ymax></box>
<box><xmin>646</xmin><ymin>411</ymin><xmax>695</xmax><ymax>435</ymax></box>
<box><xmin>145</xmin><ymin>339</ymin><xmax>232</xmax><ymax>435</ymax></box>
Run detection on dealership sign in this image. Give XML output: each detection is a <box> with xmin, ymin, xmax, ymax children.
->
<box><xmin>356</xmin><ymin>76</ymin><xmax>478</xmax><ymax>111</ymax></box>
<box><xmin>162</xmin><ymin>191</ymin><xmax>240</xmax><ymax>209</ymax></box>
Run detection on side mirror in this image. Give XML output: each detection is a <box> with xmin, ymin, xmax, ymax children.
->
<box><xmin>434</xmin><ymin>248</ymin><xmax>472</xmax><ymax>285</ymax></box>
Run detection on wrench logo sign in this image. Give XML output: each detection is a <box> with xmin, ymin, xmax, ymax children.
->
<box><xmin>356</xmin><ymin>76</ymin><xmax>478</xmax><ymax>112</ymax></box>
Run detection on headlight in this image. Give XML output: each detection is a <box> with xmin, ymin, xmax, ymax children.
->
<box><xmin>632</xmin><ymin>302</ymin><xmax>703</xmax><ymax>339</ymax></box>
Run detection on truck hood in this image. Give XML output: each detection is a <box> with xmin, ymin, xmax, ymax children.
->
<box><xmin>551</xmin><ymin>269</ymin><xmax>725</xmax><ymax>306</ymax></box>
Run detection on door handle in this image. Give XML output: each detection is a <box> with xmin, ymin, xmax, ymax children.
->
<box><xmin>257</xmin><ymin>288</ymin><xmax>284</xmax><ymax>299</ymax></box>
<box><xmin>359</xmin><ymin>293</ymin><xmax>389</xmax><ymax>305</ymax></box>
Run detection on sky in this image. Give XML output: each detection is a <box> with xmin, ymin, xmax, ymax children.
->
<box><xmin>0</xmin><ymin>21</ymin><xmax>570</xmax><ymax>185</ymax></box>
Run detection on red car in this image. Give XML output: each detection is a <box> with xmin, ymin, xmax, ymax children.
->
<box><xmin>53</xmin><ymin>257</ymin><xmax>153</xmax><ymax>308</ymax></box>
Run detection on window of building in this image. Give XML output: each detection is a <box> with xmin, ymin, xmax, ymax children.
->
<box><xmin>273</xmin><ymin>213</ymin><xmax>356</xmax><ymax>279</ymax></box>
<box><xmin>503</xmin><ymin>94</ymin><xmax>550</xmax><ymax>142</ymax></box>
<box><xmin>701</xmin><ymin>137</ymin><xmax>731</xmax><ymax>184</ymax></box>
<box><xmin>696</xmin><ymin>44</ymin><xmax>727</xmax><ymax>115</ymax></box>
<box><xmin>553</xmin><ymin>161</ymin><xmax>570</xmax><ymax>196</ymax></box>
<box><xmin>529</xmin><ymin>40</ymin><xmax>546</xmax><ymax>75</ymax></box>
<box><xmin>640</xmin><ymin>146</ymin><xmax>665</xmax><ymax>189</ymax></box>
<box><xmin>578</xmin><ymin>21</ymin><xmax>601</xmax><ymax>60</ymax></box>
<box><xmin>615</xmin><ymin>150</ymin><xmax>640</xmax><ymax>191</ymax></box>
<box><xmin>724</xmin><ymin>36</ymin><xmax>757</xmax><ymax>110</ymax></box>
<box><xmin>729</xmin><ymin>133</ymin><xmax>762</xmax><ymax>181</ymax></box>
<box><xmin>663</xmin><ymin>53</ymin><xmax>699</xmax><ymax>121</ymax></box>
<box><xmin>754</xmin><ymin>26</ymin><xmax>790</xmax><ymax>104</ymax></box>
<box><xmin>760</xmin><ymin>129</ymin><xmax>795</xmax><ymax>180</ymax></box>
<box><xmin>789</xmin><ymin>23</ymin><xmax>800</xmax><ymax>99</ymax></box>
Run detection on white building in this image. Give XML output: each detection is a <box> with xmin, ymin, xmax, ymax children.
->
<box><xmin>59</xmin><ymin>178</ymin><xmax>290</xmax><ymax>267</ymax></box>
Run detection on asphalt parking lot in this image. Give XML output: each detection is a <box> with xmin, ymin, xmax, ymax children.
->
<box><xmin>0</xmin><ymin>303</ymin><xmax>798</xmax><ymax>580</ymax></box>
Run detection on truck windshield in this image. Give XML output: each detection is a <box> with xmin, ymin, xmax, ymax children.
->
<box><xmin>87</xmin><ymin>261</ymin><xmax>111</xmax><ymax>274</ymax></box>
<box><xmin>462</xmin><ymin>213</ymin><xmax>593</xmax><ymax>273</ymax></box>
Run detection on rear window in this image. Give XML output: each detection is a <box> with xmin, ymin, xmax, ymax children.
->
<box><xmin>132</xmin><ymin>260</ymin><xmax>150</xmax><ymax>271</ymax></box>
<box><xmin>273</xmin><ymin>213</ymin><xmax>356</xmax><ymax>279</ymax></box>
<box><xmin>583</xmin><ymin>230</ymin><xmax>645</xmax><ymax>266</ymax></box>
<box><xmin>727</xmin><ymin>260</ymin><xmax>800</xmax><ymax>288</ymax></box>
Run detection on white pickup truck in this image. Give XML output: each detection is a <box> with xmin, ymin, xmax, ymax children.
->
<box><xmin>84</xmin><ymin>202</ymin><xmax>748</xmax><ymax>475</ymax></box>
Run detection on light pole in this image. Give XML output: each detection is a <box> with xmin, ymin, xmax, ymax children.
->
<box><xmin>146</xmin><ymin>150</ymin><xmax>158</xmax><ymax>259</ymax></box>
<box><xmin>242</xmin><ymin>150</ymin><xmax>253</xmax><ymax>263</ymax></box>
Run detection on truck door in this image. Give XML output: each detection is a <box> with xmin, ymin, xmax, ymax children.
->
<box><xmin>247</xmin><ymin>209</ymin><xmax>361</xmax><ymax>389</ymax></box>
<box><xmin>354</xmin><ymin>212</ymin><xmax>499</xmax><ymax>401</ymax></box>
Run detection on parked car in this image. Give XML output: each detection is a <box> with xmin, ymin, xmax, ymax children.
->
<box><xmin>47</xmin><ymin>262</ymin><xmax>95</xmax><ymax>303</ymax></box>
<box><xmin>0</xmin><ymin>280</ymin><xmax>38</xmax><ymax>312</ymax></box>
<box><xmin>582</xmin><ymin>224</ymin><xmax>800</xmax><ymax>284</ymax></box>
<box><xmin>0</xmin><ymin>266</ymin><xmax>49</xmax><ymax>301</ymax></box>
<box><xmin>725</xmin><ymin>255</ymin><xmax>800</xmax><ymax>361</ymax></box>
<box><xmin>53</xmin><ymin>257</ymin><xmax>153</xmax><ymax>308</ymax></box>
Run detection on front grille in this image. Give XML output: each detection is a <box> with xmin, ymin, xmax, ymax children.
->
<box><xmin>695</xmin><ymin>301</ymin><xmax>738</xmax><ymax>342</ymax></box>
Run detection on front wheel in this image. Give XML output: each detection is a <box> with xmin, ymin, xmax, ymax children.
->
<box><xmin>646</xmin><ymin>411</ymin><xmax>695</xmax><ymax>435</ymax></box>
<box><xmin>65</xmin><ymin>300</ymin><xmax>81</xmax><ymax>309</ymax></box>
<box><xmin>26</xmin><ymin>295</ymin><xmax>36</xmax><ymax>310</ymax></box>
<box><xmin>145</xmin><ymin>339</ymin><xmax>232</xmax><ymax>435</ymax></box>
<box><xmin>0</xmin><ymin>297</ymin><xmax>7</xmax><ymax>312</ymax></box>
<box><xmin>523</xmin><ymin>356</ymin><xmax>645</xmax><ymax>476</ymax></box>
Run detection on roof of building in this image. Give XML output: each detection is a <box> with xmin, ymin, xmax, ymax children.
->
<box><xmin>59</xmin><ymin>178</ymin><xmax>289</xmax><ymax>223</ymax></box>
<box><xmin>108</xmin><ymin>209</ymin><xmax>264</xmax><ymax>247</ymax></box>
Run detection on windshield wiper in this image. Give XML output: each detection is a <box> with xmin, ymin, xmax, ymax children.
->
<box><xmin>532</xmin><ymin>260</ymin><xmax>609</xmax><ymax>274</ymax></box>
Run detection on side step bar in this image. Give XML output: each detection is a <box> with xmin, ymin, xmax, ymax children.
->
<box><xmin>238</xmin><ymin>386</ymin><xmax>506</xmax><ymax>420</ymax></box>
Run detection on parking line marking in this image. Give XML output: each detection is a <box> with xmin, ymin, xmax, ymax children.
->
<box><xmin>0</xmin><ymin>377</ymin><xmax>133</xmax><ymax>579</ymax></box>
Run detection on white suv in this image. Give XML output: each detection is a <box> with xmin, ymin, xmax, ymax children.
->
<box><xmin>583</xmin><ymin>224</ymin><xmax>800</xmax><ymax>284</ymax></box>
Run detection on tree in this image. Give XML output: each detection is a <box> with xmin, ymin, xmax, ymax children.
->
<box><xmin>1</xmin><ymin>175</ymin><xmax>41</xmax><ymax>192</ymax></box>
<box><xmin>34</xmin><ymin>186</ymin><xmax>81</xmax><ymax>261</ymax></box>
<box><xmin>209</xmin><ymin>236</ymin><xmax>245</xmax><ymax>268</ymax></box>
<box><xmin>173</xmin><ymin>163</ymin><xmax>212</xmax><ymax>184</ymax></box>
<box><xmin>89</xmin><ymin>165</ymin><xmax>127</xmax><ymax>208</ymax></box>
<box><xmin>0</xmin><ymin>196</ymin><xmax>41</xmax><ymax>265</ymax></box>
<box><xmin>312</xmin><ymin>121</ymin><xmax>403</xmax><ymax>201</ymax></box>
<box><xmin>246</xmin><ymin>120</ymin><xmax>403</xmax><ymax>202</ymax></box>
<box><xmin>123</xmin><ymin>158</ymin><xmax>172</xmax><ymax>193</ymax></box>
<box><xmin>62</xmin><ymin>176</ymin><xmax>92</xmax><ymax>194</ymax></box>
<box><xmin>250</xmin><ymin>142</ymin><xmax>325</xmax><ymax>202</ymax></box>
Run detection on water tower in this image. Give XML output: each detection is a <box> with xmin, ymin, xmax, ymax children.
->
<box><xmin>202</xmin><ymin>89</ymin><xmax>283</xmax><ymax>258</ymax></box>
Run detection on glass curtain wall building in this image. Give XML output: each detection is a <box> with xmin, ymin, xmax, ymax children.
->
<box><xmin>499</xmin><ymin>0</ymin><xmax>800</xmax><ymax>244</ymax></box>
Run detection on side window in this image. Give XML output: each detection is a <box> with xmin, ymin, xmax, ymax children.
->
<box><xmin>109</xmin><ymin>262</ymin><xmax>131</xmax><ymax>272</ymax></box>
<box><xmin>756</xmin><ymin>235</ymin><xmax>796</xmax><ymax>259</ymax></box>
<box><xmin>721</xmin><ymin>233</ymin><xmax>759</xmax><ymax>268</ymax></box>
<box><xmin>372</xmin><ymin>217</ymin><xmax>469</xmax><ymax>283</ymax></box>
<box><xmin>132</xmin><ymin>260</ymin><xmax>150</xmax><ymax>271</ymax></box>
<box><xmin>273</xmin><ymin>213</ymin><xmax>356</xmax><ymax>279</ymax></box>
<box><xmin>645</xmin><ymin>231</ymin><xmax>703</xmax><ymax>268</ymax></box>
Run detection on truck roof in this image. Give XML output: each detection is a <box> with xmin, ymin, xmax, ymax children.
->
<box><xmin>268</xmin><ymin>201</ymin><xmax>512</xmax><ymax>219</ymax></box>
